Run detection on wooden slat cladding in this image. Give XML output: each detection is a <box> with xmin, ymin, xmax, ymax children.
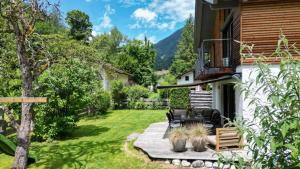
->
<box><xmin>232</xmin><ymin>7</ymin><xmax>240</xmax><ymax>69</ymax></box>
<box><xmin>241</xmin><ymin>1</ymin><xmax>300</xmax><ymax>56</ymax></box>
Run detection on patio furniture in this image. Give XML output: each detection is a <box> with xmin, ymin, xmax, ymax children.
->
<box><xmin>180</xmin><ymin>117</ymin><xmax>204</xmax><ymax>126</ymax></box>
<box><xmin>166</xmin><ymin>113</ymin><xmax>181</xmax><ymax>128</ymax></box>
<box><xmin>169</xmin><ymin>109</ymin><xmax>181</xmax><ymax>121</ymax></box>
<box><xmin>192</xmin><ymin>108</ymin><xmax>222</xmax><ymax>134</ymax></box>
<box><xmin>215</xmin><ymin>127</ymin><xmax>243</xmax><ymax>151</ymax></box>
<box><xmin>203</xmin><ymin>123</ymin><xmax>214</xmax><ymax>132</ymax></box>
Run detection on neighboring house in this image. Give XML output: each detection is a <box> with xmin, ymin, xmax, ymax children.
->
<box><xmin>194</xmin><ymin>0</ymin><xmax>300</xmax><ymax>124</ymax></box>
<box><xmin>176</xmin><ymin>69</ymin><xmax>203</xmax><ymax>92</ymax></box>
<box><xmin>176</xmin><ymin>69</ymin><xmax>194</xmax><ymax>85</ymax></box>
<box><xmin>99</xmin><ymin>62</ymin><xmax>134</xmax><ymax>91</ymax></box>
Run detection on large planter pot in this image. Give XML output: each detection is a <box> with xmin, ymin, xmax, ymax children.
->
<box><xmin>191</xmin><ymin>137</ymin><xmax>207</xmax><ymax>152</ymax></box>
<box><xmin>171</xmin><ymin>138</ymin><xmax>187</xmax><ymax>152</ymax></box>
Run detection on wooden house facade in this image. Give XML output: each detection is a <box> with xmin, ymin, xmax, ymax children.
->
<box><xmin>194</xmin><ymin>0</ymin><xmax>300</xmax><ymax>124</ymax></box>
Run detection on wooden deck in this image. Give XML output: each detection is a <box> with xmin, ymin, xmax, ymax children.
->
<box><xmin>134</xmin><ymin>122</ymin><xmax>250</xmax><ymax>161</ymax></box>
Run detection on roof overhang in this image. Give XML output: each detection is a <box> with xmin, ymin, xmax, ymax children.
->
<box><xmin>194</xmin><ymin>0</ymin><xmax>217</xmax><ymax>50</ymax></box>
<box><xmin>157</xmin><ymin>74</ymin><xmax>241</xmax><ymax>89</ymax></box>
<box><xmin>194</xmin><ymin>0</ymin><xmax>241</xmax><ymax>51</ymax></box>
<box><xmin>204</xmin><ymin>0</ymin><xmax>239</xmax><ymax>9</ymax></box>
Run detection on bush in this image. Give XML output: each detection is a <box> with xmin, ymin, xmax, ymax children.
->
<box><xmin>219</xmin><ymin>35</ymin><xmax>300</xmax><ymax>168</ymax></box>
<box><xmin>88</xmin><ymin>86</ymin><xmax>111</xmax><ymax>114</ymax></box>
<box><xmin>126</xmin><ymin>85</ymin><xmax>150</xmax><ymax>101</ymax></box>
<box><xmin>158</xmin><ymin>88</ymin><xmax>170</xmax><ymax>99</ymax></box>
<box><xmin>111</xmin><ymin>80</ymin><xmax>127</xmax><ymax>109</ymax></box>
<box><xmin>34</xmin><ymin>59</ymin><xmax>104</xmax><ymax>140</ymax></box>
<box><xmin>169</xmin><ymin>88</ymin><xmax>190</xmax><ymax>109</ymax></box>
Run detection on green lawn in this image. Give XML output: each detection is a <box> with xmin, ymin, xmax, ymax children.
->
<box><xmin>0</xmin><ymin>109</ymin><xmax>166</xmax><ymax>169</ymax></box>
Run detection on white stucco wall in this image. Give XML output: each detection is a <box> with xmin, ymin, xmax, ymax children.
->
<box><xmin>211</xmin><ymin>64</ymin><xmax>281</xmax><ymax>124</ymax></box>
<box><xmin>236</xmin><ymin>64</ymin><xmax>280</xmax><ymax>121</ymax></box>
<box><xmin>177</xmin><ymin>71</ymin><xmax>194</xmax><ymax>85</ymax></box>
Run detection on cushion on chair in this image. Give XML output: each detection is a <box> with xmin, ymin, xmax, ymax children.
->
<box><xmin>207</xmin><ymin>135</ymin><xmax>216</xmax><ymax>146</ymax></box>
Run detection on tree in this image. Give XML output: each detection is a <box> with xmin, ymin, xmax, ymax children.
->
<box><xmin>91</xmin><ymin>27</ymin><xmax>126</xmax><ymax>63</ymax></box>
<box><xmin>116</xmin><ymin>39</ymin><xmax>156</xmax><ymax>86</ymax></box>
<box><xmin>35</xmin><ymin>7</ymin><xmax>65</xmax><ymax>35</ymax></box>
<box><xmin>66</xmin><ymin>10</ymin><xmax>92</xmax><ymax>41</ymax></box>
<box><xmin>0</xmin><ymin>1</ymin><xmax>56</xmax><ymax>168</ymax></box>
<box><xmin>169</xmin><ymin>15</ymin><xmax>197</xmax><ymax>77</ymax></box>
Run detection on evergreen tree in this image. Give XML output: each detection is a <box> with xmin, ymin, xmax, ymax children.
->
<box><xmin>170</xmin><ymin>15</ymin><xmax>197</xmax><ymax>77</ymax></box>
<box><xmin>66</xmin><ymin>10</ymin><xmax>92</xmax><ymax>41</ymax></box>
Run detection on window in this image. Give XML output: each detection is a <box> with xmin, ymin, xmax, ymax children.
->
<box><xmin>185</xmin><ymin>76</ymin><xmax>189</xmax><ymax>81</ymax></box>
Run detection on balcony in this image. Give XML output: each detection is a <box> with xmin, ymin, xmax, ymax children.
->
<box><xmin>195</xmin><ymin>39</ymin><xmax>234</xmax><ymax>80</ymax></box>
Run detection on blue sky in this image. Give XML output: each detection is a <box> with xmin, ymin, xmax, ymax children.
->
<box><xmin>58</xmin><ymin>0</ymin><xmax>195</xmax><ymax>43</ymax></box>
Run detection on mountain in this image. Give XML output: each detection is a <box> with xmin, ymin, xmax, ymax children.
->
<box><xmin>154</xmin><ymin>28</ymin><xmax>183</xmax><ymax>70</ymax></box>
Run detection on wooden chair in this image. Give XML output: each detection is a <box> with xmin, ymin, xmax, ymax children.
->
<box><xmin>215</xmin><ymin>127</ymin><xmax>243</xmax><ymax>151</ymax></box>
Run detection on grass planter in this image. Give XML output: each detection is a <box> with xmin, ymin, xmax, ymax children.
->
<box><xmin>169</xmin><ymin>127</ymin><xmax>188</xmax><ymax>152</ymax></box>
<box><xmin>189</xmin><ymin>124</ymin><xmax>208</xmax><ymax>152</ymax></box>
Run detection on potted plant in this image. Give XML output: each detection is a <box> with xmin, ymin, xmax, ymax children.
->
<box><xmin>169</xmin><ymin>88</ymin><xmax>190</xmax><ymax>117</ymax></box>
<box><xmin>168</xmin><ymin>127</ymin><xmax>188</xmax><ymax>152</ymax></box>
<box><xmin>189</xmin><ymin>124</ymin><xmax>208</xmax><ymax>152</ymax></box>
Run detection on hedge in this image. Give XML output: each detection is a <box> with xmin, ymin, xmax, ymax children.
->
<box><xmin>169</xmin><ymin>88</ymin><xmax>190</xmax><ymax>109</ymax></box>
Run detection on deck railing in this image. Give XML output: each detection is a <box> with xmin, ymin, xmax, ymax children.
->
<box><xmin>195</xmin><ymin>39</ymin><xmax>233</xmax><ymax>79</ymax></box>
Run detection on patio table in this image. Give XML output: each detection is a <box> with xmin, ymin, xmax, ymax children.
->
<box><xmin>180</xmin><ymin>117</ymin><xmax>204</xmax><ymax>126</ymax></box>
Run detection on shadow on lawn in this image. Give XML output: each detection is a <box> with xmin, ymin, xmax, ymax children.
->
<box><xmin>64</xmin><ymin>125</ymin><xmax>110</xmax><ymax>140</ymax></box>
<box><xmin>31</xmin><ymin>139</ymin><xmax>122</xmax><ymax>169</ymax></box>
<box><xmin>80</xmin><ymin>111</ymin><xmax>114</xmax><ymax>121</ymax></box>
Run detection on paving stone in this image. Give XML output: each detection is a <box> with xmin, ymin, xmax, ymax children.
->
<box><xmin>181</xmin><ymin>160</ymin><xmax>191</xmax><ymax>167</ymax></box>
<box><xmin>172</xmin><ymin>159</ymin><xmax>181</xmax><ymax>166</ymax></box>
<box><xmin>204</xmin><ymin>161</ymin><xmax>213</xmax><ymax>168</ymax></box>
<box><xmin>191</xmin><ymin>160</ymin><xmax>205</xmax><ymax>168</ymax></box>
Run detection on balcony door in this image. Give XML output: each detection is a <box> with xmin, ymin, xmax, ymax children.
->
<box><xmin>223</xmin><ymin>84</ymin><xmax>235</xmax><ymax>124</ymax></box>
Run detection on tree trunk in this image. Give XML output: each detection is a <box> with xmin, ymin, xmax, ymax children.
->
<box><xmin>12</xmin><ymin>37</ymin><xmax>33</xmax><ymax>169</ymax></box>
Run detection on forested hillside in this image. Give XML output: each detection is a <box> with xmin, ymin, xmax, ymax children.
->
<box><xmin>154</xmin><ymin>28</ymin><xmax>182</xmax><ymax>70</ymax></box>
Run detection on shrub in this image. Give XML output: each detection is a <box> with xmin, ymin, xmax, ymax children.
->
<box><xmin>111</xmin><ymin>80</ymin><xmax>127</xmax><ymax>109</ymax></box>
<box><xmin>126</xmin><ymin>85</ymin><xmax>150</xmax><ymax>101</ymax></box>
<box><xmin>169</xmin><ymin>88</ymin><xmax>190</xmax><ymax>109</ymax></box>
<box><xmin>158</xmin><ymin>88</ymin><xmax>170</xmax><ymax>99</ymax></box>
<box><xmin>34</xmin><ymin>59</ymin><xmax>103</xmax><ymax>140</ymax></box>
<box><xmin>88</xmin><ymin>87</ymin><xmax>111</xmax><ymax>113</ymax></box>
<box><xmin>219</xmin><ymin>35</ymin><xmax>300</xmax><ymax>168</ymax></box>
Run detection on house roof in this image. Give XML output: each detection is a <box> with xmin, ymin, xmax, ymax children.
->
<box><xmin>99</xmin><ymin>62</ymin><xmax>133</xmax><ymax>77</ymax></box>
<box><xmin>194</xmin><ymin>0</ymin><xmax>239</xmax><ymax>51</ymax></box>
<box><xmin>176</xmin><ymin>69</ymin><xmax>195</xmax><ymax>79</ymax></box>
<box><xmin>194</xmin><ymin>0</ymin><xmax>216</xmax><ymax>50</ymax></box>
<box><xmin>157</xmin><ymin>74</ymin><xmax>241</xmax><ymax>89</ymax></box>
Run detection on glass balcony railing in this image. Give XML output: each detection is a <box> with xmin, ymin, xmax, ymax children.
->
<box><xmin>195</xmin><ymin>39</ymin><xmax>233</xmax><ymax>79</ymax></box>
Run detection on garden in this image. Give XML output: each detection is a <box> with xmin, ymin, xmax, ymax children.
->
<box><xmin>0</xmin><ymin>109</ymin><xmax>166</xmax><ymax>169</ymax></box>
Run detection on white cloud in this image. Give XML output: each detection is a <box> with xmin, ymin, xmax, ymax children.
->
<box><xmin>119</xmin><ymin>0</ymin><xmax>146</xmax><ymax>7</ymax></box>
<box><xmin>136</xmin><ymin>33</ymin><xmax>156</xmax><ymax>43</ymax></box>
<box><xmin>94</xmin><ymin>4</ymin><xmax>115</xmax><ymax>32</ymax></box>
<box><xmin>132</xmin><ymin>8</ymin><xmax>157</xmax><ymax>22</ymax></box>
<box><xmin>149</xmin><ymin>0</ymin><xmax>195</xmax><ymax>22</ymax></box>
<box><xmin>91</xmin><ymin>30</ymin><xmax>98</xmax><ymax>37</ymax></box>
<box><xmin>130</xmin><ymin>0</ymin><xmax>194</xmax><ymax>30</ymax></box>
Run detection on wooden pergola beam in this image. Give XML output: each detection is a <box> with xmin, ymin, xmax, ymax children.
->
<box><xmin>0</xmin><ymin>97</ymin><xmax>48</xmax><ymax>103</ymax></box>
